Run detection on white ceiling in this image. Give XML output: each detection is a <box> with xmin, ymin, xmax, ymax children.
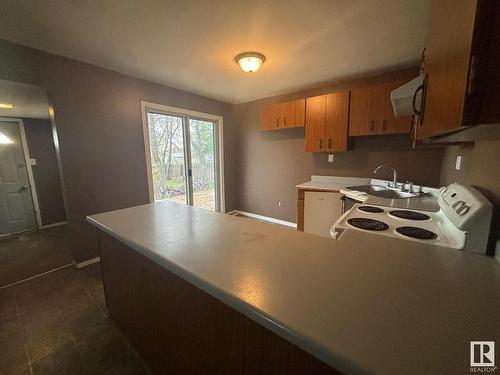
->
<box><xmin>0</xmin><ymin>79</ymin><xmax>50</xmax><ymax>119</ymax></box>
<box><xmin>0</xmin><ymin>0</ymin><xmax>430</xmax><ymax>104</ymax></box>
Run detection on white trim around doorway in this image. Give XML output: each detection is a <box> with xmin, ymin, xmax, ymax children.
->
<box><xmin>0</xmin><ymin>117</ymin><xmax>42</xmax><ymax>228</ymax></box>
<box><xmin>39</xmin><ymin>220</ymin><xmax>68</xmax><ymax>230</ymax></box>
<box><xmin>140</xmin><ymin>101</ymin><xmax>225</xmax><ymax>213</ymax></box>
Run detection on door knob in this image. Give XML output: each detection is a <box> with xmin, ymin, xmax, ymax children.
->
<box><xmin>21</xmin><ymin>185</ymin><xmax>29</xmax><ymax>191</ymax></box>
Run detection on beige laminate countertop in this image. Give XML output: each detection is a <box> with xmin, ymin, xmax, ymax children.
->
<box><xmin>297</xmin><ymin>175</ymin><xmax>441</xmax><ymax>211</ymax></box>
<box><xmin>296</xmin><ymin>175</ymin><xmax>370</xmax><ymax>192</ymax></box>
<box><xmin>87</xmin><ymin>201</ymin><xmax>500</xmax><ymax>375</ymax></box>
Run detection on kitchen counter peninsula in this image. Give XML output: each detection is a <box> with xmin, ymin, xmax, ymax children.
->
<box><xmin>87</xmin><ymin>201</ymin><xmax>500</xmax><ymax>375</ymax></box>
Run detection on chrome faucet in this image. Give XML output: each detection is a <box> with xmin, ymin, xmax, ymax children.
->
<box><xmin>373</xmin><ymin>165</ymin><xmax>398</xmax><ymax>187</ymax></box>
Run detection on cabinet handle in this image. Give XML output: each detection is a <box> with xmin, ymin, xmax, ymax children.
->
<box><xmin>276</xmin><ymin>118</ymin><xmax>279</xmax><ymax>127</ymax></box>
<box><xmin>319</xmin><ymin>139</ymin><xmax>323</xmax><ymax>149</ymax></box>
<box><xmin>283</xmin><ymin>116</ymin><xmax>286</xmax><ymax>126</ymax></box>
<box><xmin>328</xmin><ymin>139</ymin><xmax>332</xmax><ymax>149</ymax></box>
<box><xmin>382</xmin><ymin>120</ymin><xmax>387</xmax><ymax>131</ymax></box>
<box><xmin>370</xmin><ymin>120</ymin><xmax>375</xmax><ymax>131</ymax></box>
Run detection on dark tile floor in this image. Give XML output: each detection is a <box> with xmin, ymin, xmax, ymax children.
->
<box><xmin>0</xmin><ymin>226</ymin><xmax>73</xmax><ymax>288</ymax></box>
<box><xmin>0</xmin><ymin>264</ymin><xmax>151</xmax><ymax>375</ymax></box>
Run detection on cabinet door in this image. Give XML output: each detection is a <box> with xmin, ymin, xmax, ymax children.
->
<box><xmin>373</xmin><ymin>80</ymin><xmax>412</xmax><ymax>135</ymax></box>
<box><xmin>280</xmin><ymin>101</ymin><xmax>297</xmax><ymax>128</ymax></box>
<box><xmin>260</xmin><ymin>104</ymin><xmax>279</xmax><ymax>130</ymax></box>
<box><xmin>324</xmin><ymin>91</ymin><xmax>349</xmax><ymax>151</ymax></box>
<box><xmin>282</xmin><ymin>99</ymin><xmax>306</xmax><ymax>128</ymax></box>
<box><xmin>270</xmin><ymin>104</ymin><xmax>281</xmax><ymax>130</ymax></box>
<box><xmin>305</xmin><ymin>95</ymin><xmax>326</xmax><ymax>152</ymax></box>
<box><xmin>294</xmin><ymin>99</ymin><xmax>306</xmax><ymax>128</ymax></box>
<box><xmin>349</xmin><ymin>87</ymin><xmax>376</xmax><ymax>136</ymax></box>
<box><xmin>303</xmin><ymin>191</ymin><xmax>343</xmax><ymax>238</ymax></box>
<box><xmin>259</xmin><ymin>105</ymin><xmax>271</xmax><ymax>130</ymax></box>
<box><xmin>421</xmin><ymin>0</ymin><xmax>478</xmax><ymax>138</ymax></box>
<box><xmin>280</xmin><ymin>101</ymin><xmax>292</xmax><ymax>128</ymax></box>
<box><xmin>297</xmin><ymin>189</ymin><xmax>305</xmax><ymax>232</ymax></box>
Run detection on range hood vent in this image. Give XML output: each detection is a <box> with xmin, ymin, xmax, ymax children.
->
<box><xmin>390</xmin><ymin>75</ymin><xmax>425</xmax><ymax>116</ymax></box>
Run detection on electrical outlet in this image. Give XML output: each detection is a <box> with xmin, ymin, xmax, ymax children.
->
<box><xmin>328</xmin><ymin>154</ymin><xmax>334</xmax><ymax>163</ymax></box>
<box><xmin>455</xmin><ymin>155</ymin><xmax>462</xmax><ymax>170</ymax></box>
<box><xmin>276</xmin><ymin>201</ymin><xmax>281</xmax><ymax>207</ymax></box>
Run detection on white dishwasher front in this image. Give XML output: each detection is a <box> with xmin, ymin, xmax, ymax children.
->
<box><xmin>303</xmin><ymin>191</ymin><xmax>343</xmax><ymax>237</ymax></box>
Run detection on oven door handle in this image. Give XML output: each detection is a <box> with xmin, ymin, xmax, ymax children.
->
<box><xmin>331</xmin><ymin>209</ymin><xmax>352</xmax><ymax>240</ymax></box>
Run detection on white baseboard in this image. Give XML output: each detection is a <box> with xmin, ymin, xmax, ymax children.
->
<box><xmin>0</xmin><ymin>263</ymin><xmax>72</xmax><ymax>290</ymax></box>
<box><xmin>39</xmin><ymin>221</ymin><xmax>67</xmax><ymax>229</ymax></box>
<box><xmin>227</xmin><ymin>210</ymin><xmax>297</xmax><ymax>228</ymax></box>
<box><xmin>74</xmin><ymin>256</ymin><xmax>100</xmax><ymax>269</ymax></box>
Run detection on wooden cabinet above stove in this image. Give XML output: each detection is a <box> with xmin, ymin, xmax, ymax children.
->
<box><xmin>349</xmin><ymin>78</ymin><xmax>413</xmax><ymax>137</ymax></box>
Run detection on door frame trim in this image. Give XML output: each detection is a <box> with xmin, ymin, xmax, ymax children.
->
<box><xmin>140</xmin><ymin>101</ymin><xmax>225</xmax><ymax>213</ymax></box>
<box><xmin>0</xmin><ymin>117</ymin><xmax>42</xmax><ymax>228</ymax></box>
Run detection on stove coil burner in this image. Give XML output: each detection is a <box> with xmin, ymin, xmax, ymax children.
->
<box><xmin>389</xmin><ymin>210</ymin><xmax>430</xmax><ymax>221</ymax></box>
<box><xmin>347</xmin><ymin>218</ymin><xmax>389</xmax><ymax>231</ymax></box>
<box><xmin>357</xmin><ymin>206</ymin><xmax>385</xmax><ymax>213</ymax></box>
<box><xmin>396</xmin><ymin>226</ymin><xmax>438</xmax><ymax>240</ymax></box>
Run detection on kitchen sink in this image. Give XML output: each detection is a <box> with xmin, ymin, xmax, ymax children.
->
<box><xmin>346</xmin><ymin>185</ymin><xmax>419</xmax><ymax>199</ymax></box>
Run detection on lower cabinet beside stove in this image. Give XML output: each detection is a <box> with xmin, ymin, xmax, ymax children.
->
<box><xmin>96</xmin><ymin>230</ymin><xmax>340</xmax><ymax>375</ymax></box>
<box><xmin>297</xmin><ymin>189</ymin><xmax>343</xmax><ymax>237</ymax></box>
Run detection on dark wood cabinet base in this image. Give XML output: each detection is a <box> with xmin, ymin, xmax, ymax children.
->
<box><xmin>97</xmin><ymin>231</ymin><xmax>341</xmax><ymax>375</ymax></box>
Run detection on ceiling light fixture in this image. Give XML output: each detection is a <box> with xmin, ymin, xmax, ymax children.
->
<box><xmin>235</xmin><ymin>52</ymin><xmax>266</xmax><ymax>73</ymax></box>
<box><xmin>0</xmin><ymin>103</ymin><xmax>15</xmax><ymax>109</ymax></box>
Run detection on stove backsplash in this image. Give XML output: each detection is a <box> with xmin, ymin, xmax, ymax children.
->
<box><xmin>440</xmin><ymin>138</ymin><xmax>500</xmax><ymax>255</ymax></box>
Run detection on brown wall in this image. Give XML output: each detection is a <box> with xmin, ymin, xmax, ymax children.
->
<box><xmin>23</xmin><ymin>118</ymin><xmax>66</xmax><ymax>225</ymax></box>
<box><xmin>0</xmin><ymin>40</ymin><xmax>446</xmax><ymax>261</ymax></box>
<box><xmin>0</xmin><ymin>40</ymin><xmax>234</xmax><ymax>262</ymax></box>
<box><xmin>231</xmin><ymin>69</ymin><xmax>444</xmax><ymax>222</ymax></box>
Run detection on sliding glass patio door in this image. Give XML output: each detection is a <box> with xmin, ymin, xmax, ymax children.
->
<box><xmin>145</xmin><ymin>108</ymin><xmax>221</xmax><ymax>212</ymax></box>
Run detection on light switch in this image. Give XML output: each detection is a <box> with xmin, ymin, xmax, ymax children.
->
<box><xmin>30</xmin><ymin>158</ymin><xmax>37</xmax><ymax>166</ymax></box>
<box><xmin>455</xmin><ymin>156</ymin><xmax>462</xmax><ymax>171</ymax></box>
<box><xmin>328</xmin><ymin>154</ymin><xmax>334</xmax><ymax>163</ymax></box>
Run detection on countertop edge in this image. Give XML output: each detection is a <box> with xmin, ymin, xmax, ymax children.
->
<box><xmin>85</xmin><ymin>214</ymin><xmax>367</xmax><ymax>375</ymax></box>
<box><xmin>296</xmin><ymin>185</ymin><xmax>342</xmax><ymax>192</ymax></box>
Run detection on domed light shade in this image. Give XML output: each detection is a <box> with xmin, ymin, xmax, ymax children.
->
<box><xmin>235</xmin><ymin>52</ymin><xmax>266</xmax><ymax>73</ymax></box>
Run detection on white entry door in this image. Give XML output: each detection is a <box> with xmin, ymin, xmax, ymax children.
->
<box><xmin>0</xmin><ymin>121</ymin><xmax>36</xmax><ymax>236</ymax></box>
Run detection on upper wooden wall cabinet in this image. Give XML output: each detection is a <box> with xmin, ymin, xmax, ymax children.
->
<box><xmin>349</xmin><ymin>78</ymin><xmax>413</xmax><ymax>136</ymax></box>
<box><xmin>418</xmin><ymin>0</ymin><xmax>499</xmax><ymax>139</ymax></box>
<box><xmin>305</xmin><ymin>91</ymin><xmax>349</xmax><ymax>152</ymax></box>
<box><xmin>259</xmin><ymin>99</ymin><xmax>305</xmax><ymax>131</ymax></box>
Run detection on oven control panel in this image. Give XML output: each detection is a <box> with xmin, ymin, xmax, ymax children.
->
<box><xmin>438</xmin><ymin>184</ymin><xmax>492</xmax><ymax>230</ymax></box>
